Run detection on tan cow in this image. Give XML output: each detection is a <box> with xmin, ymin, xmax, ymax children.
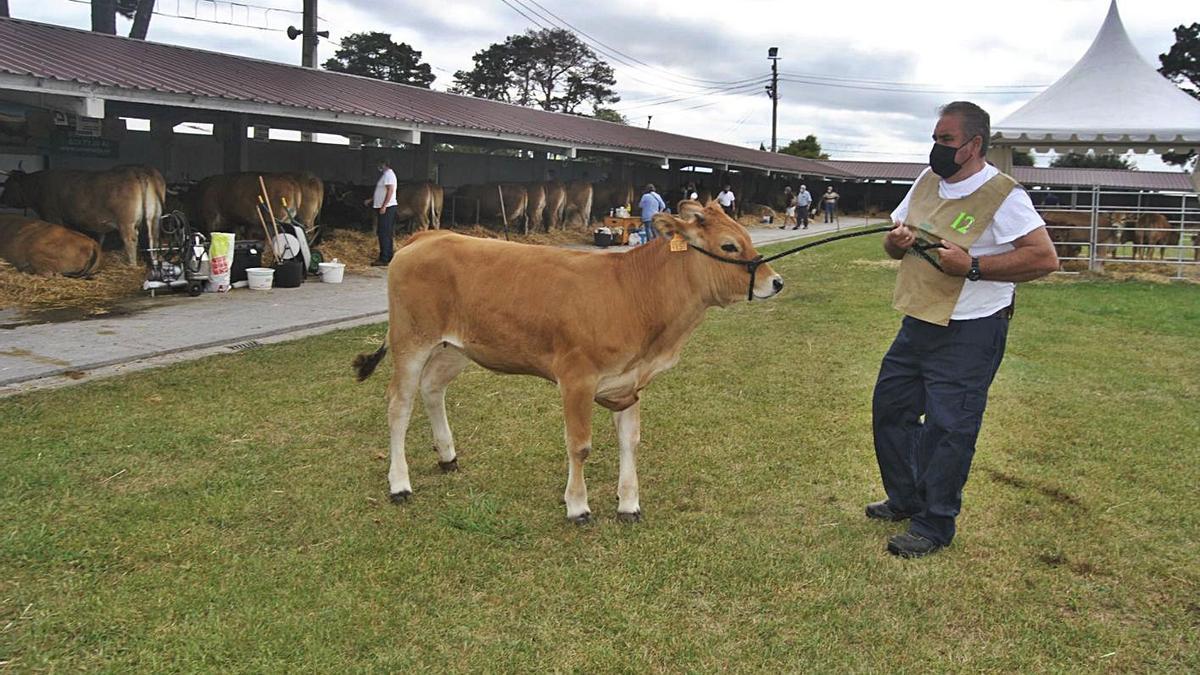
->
<box><xmin>1040</xmin><ymin>210</ymin><xmax>1121</xmax><ymax>260</ymax></box>
<box><xmin>283</xmin><ymin>172</ymin><xmax>325</xmax><ymax>236</ymax></box>
<box><xmin>0</xmin><ymin>214</ymin><xmax>102</xmax><ymax>277</ymax></box>
<box><xmin>394</xmin><ymin>182</ymin><xmax>441</xmax><ymax>232</ymax></box>
<box><xmin>562</xmin><ymin>180</ymin><xmax>593</xmax><ymax>228</ymax></box>
<box><xmin>353</xmin><ymin>200</ymin><xmax>784</xmax><ymax>522</ymax></box>
<box><xmin>189</xmin><ymin>172</ymin><xmax>302</xmax><ymax>238</ymax></box>
<box><xmin>452</xmin><ymin>183</ymin><xmax>527</xmax><ymax>230</ymax></box>
<box><xmin>1118</xmin><ymin>212</ymin><xmax>1177</xmax><ymax>260</ymax></box>
<box><xmin>543</xmin><ymin>180</ymin><xmax>566</xmax><ymax>230</ymax></box>
<box><xmin>0</xmin><ymin>166</ymin><xmax>162</xmax><ymax>265</ymax></box>
<box><xmin>592</xmin><ymin>180</ymin><xmax>636</xmax><ymax>219</ymax></box>
<box><xmin>524</xmin><ymin>181</ymin><xmax>547</xmax><ymax>232</ymax></box>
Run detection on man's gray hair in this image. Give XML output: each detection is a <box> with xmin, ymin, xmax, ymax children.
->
<box><xmin>939</xmin><ymin>101</ymin><xmax>990</xmax><ymax>155</ymax></box>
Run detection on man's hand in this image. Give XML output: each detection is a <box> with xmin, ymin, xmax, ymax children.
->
<box><xmin>883</xmin><ymin>222</ymin><xmax>915</xmax><ymax>260</ymax></box>
<box><xmin>937</xmin><ymin>239</ymin><xmax>972</xmax><ymax>277</ymax></box>
<box><xmin>363</xmin><ymin>198</ymin><xmax>371</xmax><ymax>207</ymax></box>
<box><xmin>378</xmin><ymin>206</ymin><xmax>387</xmax><ymax>215</ymax></box>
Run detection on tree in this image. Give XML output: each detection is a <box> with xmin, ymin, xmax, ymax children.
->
<box><xmin>323</xmin><ymin>32</ymin><xmax>435</xmax><ymax>88</ymax></box>
<box><xmin>451</xmin><ymin>28</ymin><xmax>619</xmax><ymax>115</ymax></box>
<box><xmin>779</xmin><ymin>135</ymin><xmax>829</xmax><ymax>160</ymax></box>
<box><xmin>1158</xmin><ymin>22</ymin><xmax>1199</xmax><ymax>168</ymax></box>
<box><xmin>593</xmin><ymin>108</ymin><xmax>627</xmax><ymax>124</ymax></box>
<box><xmin>1049</xmin><ymin>152</ymin><xmax>1135</xmax><ymax>170</ymax></box>
<box><xmin>1012</xmin><ymin>149</ymin><xmax>1034</xmax><ymax>166</ymax></box>
<box><xmin>90</xmin><ymin>0</ymin><xmax>155</xmax><ymax>39</ymax></box>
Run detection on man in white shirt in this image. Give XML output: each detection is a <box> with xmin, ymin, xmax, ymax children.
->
<box><xmin>716</xmin><ymin>184</ymin><xmax>736</xmax><ymax>217</ymax></box>
<box><xmin>638</xmin><ymin>183</ymin><xmax>667</xmax><ymax>243</ymax></box>
<box><xmin>365</xmin><ymin>158</ymin><xmax>399</xmax><ymax>266</ymax></box>
<box><xmin>868</xmin><ymin>101</ymin><xmax>1059</xmax><ymax>558</ymax></box>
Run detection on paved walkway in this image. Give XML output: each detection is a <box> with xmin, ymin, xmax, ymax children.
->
<box><xmin>0</xmin><ymin>218</ymin><xmax>873</xmax><ymax>396</ymax></box>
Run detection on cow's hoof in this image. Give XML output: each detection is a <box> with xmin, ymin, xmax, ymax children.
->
<box><xmin>438</xmin><ymin>458</ymin><xmax>459</xmax><ymax>473</ymax></box>
<box><xmin>616</xmin><ymin>510</ymin><xmax>642</xmax><ymax>524</ymax></box>
<box><xmin>389</xmin><ymin>490</ymin><xmax>412</xmax><ymax>504</ymax></box>
<box><xmin>568</xmin><ymin>512</ymin><xmax>592</xmax><ymax>526</ymax></box>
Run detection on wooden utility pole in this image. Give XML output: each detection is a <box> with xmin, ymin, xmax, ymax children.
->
<box><xmin>767</xmin><ymin>47</ymin><xmax>780</xmax><ymax>152</ymax></box>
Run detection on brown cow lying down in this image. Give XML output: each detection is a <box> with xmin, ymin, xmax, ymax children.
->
<box><xmin>354</xmin><ymin>201</ymin><xmax>784</xmax><ymax>523</ymax></box>
<box><xmin>0</xmin><ymin>215</ymin><xmax>102</xmax><ymax>277</ymax></box>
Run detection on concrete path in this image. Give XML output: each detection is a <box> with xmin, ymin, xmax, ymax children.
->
<box><xmin>0</xmin><ymin>218</ymin><xmax>875</xmax><ymax>396</ymax></box>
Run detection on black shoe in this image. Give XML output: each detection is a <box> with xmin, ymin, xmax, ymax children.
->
<box><xmin>370</xmin><ymin>260</ymin><xmax>390</xmax><ymax>267</ymax></box>
<box><xmin>865</xmin><ymin>500</ymin><xmax>913</xmax><ymax>522</ymax></box>
<box><xmin>887</xmin><ymin>532</ymin><xmax>943</xmax><ymax>558</ymax></box>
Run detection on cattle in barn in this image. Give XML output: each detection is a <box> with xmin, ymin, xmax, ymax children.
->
<box><xmin>562</xmin><ymin>180</ymin><xmax>593</xmax><ymax>227</ymax></box>
<box><xmin>319</xmin><ymin>180</ymin><xmax>440</xmax><ymax>233</ymax></box>
<box><xmin>591</xmin><ymin>180</ymin><xmax>636</xmax><ymax>219</ymax></box>
<box><xmin>353</xmin><ymin>200</ymin><xmax>784</xmax><ymax>522</ymax></box>
<box><xmin>1039</xmin><ymin>210</ymin><xmax>1121</xmax><ymax>260</ymax></box>
<box><xmin>543</xmin><ymin>180</ymin><xmax>566</xmax><ymax>230</ymax></box>
<box><xmin>1118</xmin><ymin>212</ymin><xmax>1177</xmax><ymax>260</ymax></box>
<box><xmin>0</xmin><ymin>166</ymin><xmax>162</xmax><ymax>265</ymax></box>
<box><xmin>0</xmin><ymin>214</ymin><xmax>103</xmax><ymax>277</ymax></box>
<box><xmin>187</xmin><ymin>172</ymin><xmax>303</xmax><ymax>239</ymax></box>
<box><xmin>524</xmin><ymin>181</ymin><xmax>547</xmax><ymax>232</ymax></box>
<box><xmin>283</xmin><ymin>171</ymin><xmax>325</xmax><ymax>237</ymax></box>
<box><xmin>452</xmin><ymin>183</ymin><xmax>527</xmax><ymax>231</ymax></box>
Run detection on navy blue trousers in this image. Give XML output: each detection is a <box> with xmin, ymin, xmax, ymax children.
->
<box><xmin>376</xmin><ymin>205</ymin><xmax>397</xmax><ymax>262</ymax></box>
<box><xmin>872</xmin><ymin>312</ymin><xmax>1009</xmax><ymax>546</ymax></box>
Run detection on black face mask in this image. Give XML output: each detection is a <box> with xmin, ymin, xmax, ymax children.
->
<box><xmin>929</xmin><ymin>139</ymin><xmax>972</xmax><ymax>179</ymax></box>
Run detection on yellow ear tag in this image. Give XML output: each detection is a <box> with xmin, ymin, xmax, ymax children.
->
<box><xmin>669</xmin><ymin>233</ymin><xmax>688</xmax><ymax>252</ymax></box>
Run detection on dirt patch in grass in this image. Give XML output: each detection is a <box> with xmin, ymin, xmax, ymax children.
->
<box><xmin>982</xmin><ymin>467</ymin><xmax>1084</xmax><ymax>508</ymax></box>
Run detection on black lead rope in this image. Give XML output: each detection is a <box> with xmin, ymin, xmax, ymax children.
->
<box><xmin>689</xmin><ymin>225</ymin><xmax>897</xmax><ymax>300</ymax></box>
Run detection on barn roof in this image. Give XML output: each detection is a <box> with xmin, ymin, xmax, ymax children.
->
<box><xmin>993</xmin><ymin>1</ymin><xmax>1200</xmax><ymax>150</ymax></box>
<box><xmin>818</xmin><ymin>160</ymin><xmax>1196</xmax><ymax>192</ymax></box>
<box><xmin>0</xmin><ymin>17</ymin><xmax>851</xmax><ymax>179</ymax></box>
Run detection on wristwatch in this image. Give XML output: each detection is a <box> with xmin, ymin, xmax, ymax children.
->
<box><xmin>967</xmin><ymin>256</ymin><xmax>982</xmax><ymax>281</ymax></box>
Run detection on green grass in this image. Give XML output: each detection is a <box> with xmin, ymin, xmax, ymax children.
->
<box><xmin>2</xmin><ymin>232</ymin><xmax>1197</xmax><ymax>671</ymax></box>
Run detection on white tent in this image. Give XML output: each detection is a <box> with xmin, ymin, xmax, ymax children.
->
<box><xmin>990</xmin><ymin>1</ymin><xmax>1200</xmax><ymax>189</ymax></box>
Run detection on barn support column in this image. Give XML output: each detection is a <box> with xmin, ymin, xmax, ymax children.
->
<box><xmin>412</xmin><ymin>133</ymin><xmax>437</xmax><ymax>182</ymax></box>
<box><xmin>220</xmin><ymin>114</ymin><xmax>249</xmax><ymax>174</ymax></box>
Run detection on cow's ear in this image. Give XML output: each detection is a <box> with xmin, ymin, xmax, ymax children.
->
<box><xmin>651</xmin><ymin>212</ymin><xmax>704</xmax><ymax>246</ymax></box>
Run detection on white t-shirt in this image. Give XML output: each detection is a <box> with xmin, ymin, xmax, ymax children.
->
<box><xmin>891</xmin><ymin>165</ymin><xmax>1044</xmax><ymax>320</ymax></box>
<box><xmin>373</xmin><ymin>168</ymin><xmax>398</xmax><ymax>208</ymax></box>
<box><xmin>717</xmin><ymin>190</ymin><xmax>735</xmax><ymax>207</ymax></box>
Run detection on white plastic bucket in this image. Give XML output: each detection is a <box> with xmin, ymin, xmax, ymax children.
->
<box><xmin>246</xmin><ymin>267</ymin><xmax>274</xmax><ymax>290</ymax></box>
<box><xmin>318</xmin><ymin>261</ymin><xmax>345</xmax><ymax>284</ymax></box>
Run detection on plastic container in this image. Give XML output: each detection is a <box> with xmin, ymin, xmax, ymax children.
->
<box><xmin>318</xmin><ymin>261</ymin><xmax>345</xmax><ymax>284</ymax></box>
<box><xmin>231</xmin><ymin>240</ymin><xmax>262</xmax><ymax>284</ymax></box>
<box><xmin>273</xmin><ymin>257</ymin><xmax>304</xmax><ymax>288</ymax></box>
<box><xmin>246</xmin><ymin>267</ymin><xmax>274</xmax><ymax>290</ymax></box>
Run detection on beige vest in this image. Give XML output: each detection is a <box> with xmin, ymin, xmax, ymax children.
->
<box><xmin>893</xmin><ymin>170</ymin><xmax>1018</xmax><ymax>326</ymax></box>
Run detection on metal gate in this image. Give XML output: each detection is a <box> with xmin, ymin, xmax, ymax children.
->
<box><xmin>1037</xmin><ymin>187</ymin><xmax>1200</xmax><ymax>279</ymax></box>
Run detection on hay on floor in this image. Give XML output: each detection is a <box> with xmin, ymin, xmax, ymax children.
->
<box><xmin>0</xmin><ymin>253</ymin><xmax>146</xmax><ymax>313</ymax></box>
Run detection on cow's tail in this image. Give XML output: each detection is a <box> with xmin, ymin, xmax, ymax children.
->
<box><xmin>353</xmin><ymin>342</ymin><xmax>389</xmax><ymax>382</ymax></box>
<box><xmin>142</xmin><ymin>172</ymin><xmax>163</xmax><ymax>257</ymax></box>
<box><xmin>428</xmin><ymin>189</ymin><xmax>439</xmax><ymax>230</ymax></box>
<box><xmin>582</xmin><ymin>188</ymin><xmax>593</xmax><ymax>228</ymax></box>
<box><xmin>63</xmin><ymin>243</ymin><xmax>102</xmax><ymax>279</ymax></box>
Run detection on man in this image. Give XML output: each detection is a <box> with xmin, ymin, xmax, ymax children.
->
<box><xmin>795</xmin><ymin>184</ymin><xmax>813</xmax><ymax>230</ymax></box>
<box><xmin>822</xmin><ymin>186</ymin><xmax>840</xmax><ymax>223</ymax></box>
<box><xmin>716</xmin><ymin>184</ymin><xmax>736</xmax><ymax>217</ymax></box>
<box><xmin>638</xmin><ymin>183</ymin><xmax>667</xmax><ymax>243</ymax></box>
<box><xmin>869</xmin><ymin>101</ymin><xmax>1059</xmax><ymax>558</ymax></box>
<box><xmin>685</xmin><ymin>182</ymin><xmax>699</xmax><ymax>201</ymax></box>
<box><xmin>780</xmin><ymin>186</ymin><xmax>796</xmax><ymax>228</ymax></box>
<box><xmin>365</xmin><ymin>158</ymin><xmax>398</xmax><ymax>266</ymax></box>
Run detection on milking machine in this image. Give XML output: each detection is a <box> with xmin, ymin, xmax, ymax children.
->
<box><xmin>144</xmin><ymin>210</ymin><xmax>209</xmax><ymax>297</ymax></box>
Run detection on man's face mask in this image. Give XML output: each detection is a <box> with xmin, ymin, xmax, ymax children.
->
<box><xmin>929</xmin><ymin>137</ymin><xmax>975</xmax><ymax>179</ymax></box>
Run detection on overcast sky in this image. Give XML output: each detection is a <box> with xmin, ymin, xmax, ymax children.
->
<box><xmin>9</xmin><ymin>0</ymin><xmax>1196</xmax><ymax>170</ymax></box>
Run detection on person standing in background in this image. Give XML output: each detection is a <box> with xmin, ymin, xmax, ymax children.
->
<box><xmin>366</xmin><ymin>158</ymin><xmax>398</xmax><ymax>266</ymax></box>
<box><xmin>795</xmin><ymin>184</ymin><xmax>813</xmax><ymax>230</ymax></box>
<box><xmin>638</xmin><ymin>183</ymin><xmax>667</xmax><ymax>244</ymax></box>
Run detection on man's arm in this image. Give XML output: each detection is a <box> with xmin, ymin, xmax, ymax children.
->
<box><xmin>380</xmin><ymin>184</ymin><xmax>395</xmax><ymax>214</ymax></box>
<box><xmin>936</xmin><ymin>226</ymin><xmax>1060</xmax><ymax>281</ymax></box>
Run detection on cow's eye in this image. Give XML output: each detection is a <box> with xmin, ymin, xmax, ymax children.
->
<box><xmin>721</xmin><ymin>243</ymin><xmax>738</xmax><ymax>253</ymax></box>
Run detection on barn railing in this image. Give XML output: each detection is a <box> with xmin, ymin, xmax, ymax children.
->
<box><xmin>1033</xmin><ymin>186</ymin><xmax>1200</xmax><ymax>280</ymax></box>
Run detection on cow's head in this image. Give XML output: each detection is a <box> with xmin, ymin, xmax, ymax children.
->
<box><xmin>0</xmin><ymin>168</ymin><xmax>28</xmax><ymax>208</ymax></box>
<box><xmin>652</xmin><ymin>200</ymin><xmax>783</xmax><ymax>306</ymax></box>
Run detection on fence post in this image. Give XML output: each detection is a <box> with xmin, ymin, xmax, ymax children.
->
<box><xmin>1088</xmin><ymin>186</ymin><xmax>1100</xmax><ymax>272</ymax></box>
